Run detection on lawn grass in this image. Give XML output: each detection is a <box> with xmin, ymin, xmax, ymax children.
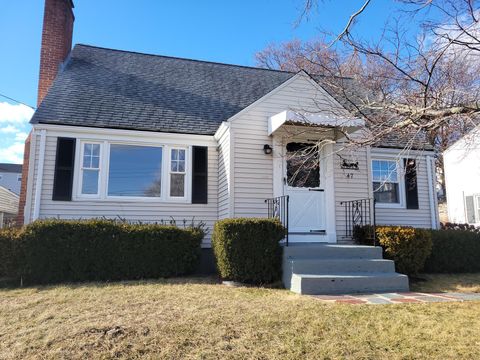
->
<box><xmin>412</xmin><ymin>273</ymin><xmax>480</xmax><ymax>293</ymax></box>
<box><xmin>1</xmin><ymin>277</ymin><xmax>480</xmax><ymax>359</ymax></box>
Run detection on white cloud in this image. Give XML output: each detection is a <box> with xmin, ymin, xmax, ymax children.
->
<box><xmin>0</xmin><ymin>125</ymin><xmax>19</xmax><ymax>133</ymax></box>
<box><xmin>0</xmin><ymin>142</ymin><xmax>25</xmax><ymax>163</ymax></box>
<box><xmin>15</xmin><ymin>132</ymin><xmax>29</xmax><ymax>142</ymax></box>
<box><xmin>0</xmin><ymin>102</ymin><xmax>33</xmax><ymax>164</ymax></box>
<box><xmin>0</xmin><ymin>102</ymin><xmax>34</xmax><ymax>124</ymax></box>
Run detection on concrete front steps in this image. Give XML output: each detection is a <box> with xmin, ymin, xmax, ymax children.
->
<box><xmin>283</xmin><ymin>244</ymin><xmax>409</xmax><ymax>295</ymax></box>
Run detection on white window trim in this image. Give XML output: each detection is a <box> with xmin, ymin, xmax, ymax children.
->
<box><xmin>73</xmin><ymin>139</ymin><xmax>192</xmax><ymax>203</ymax></box>
<box><xmin>476</xmin><ymin>195</ymin><xmax>480</xmax><ymax>223</ymax></box>
<box><xmin>76</xmin><ymin>140</ymin><xmax>103</xmax><ymax>199</ymax></box>
<box><xmin>371</xmin><ymin>158</ymin><xmax>406</xmax><ymax>209</ymax></box>
<box><xmin>467</xmin><ymin>193</ymin><xmax>480</xmax><ymax>224</ymax></box>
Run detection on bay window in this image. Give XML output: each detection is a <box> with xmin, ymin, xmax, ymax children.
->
<box><xmin>75</xmin><ymin>141</ymin><xmax>192</xmax><ymax>201</ymax></box>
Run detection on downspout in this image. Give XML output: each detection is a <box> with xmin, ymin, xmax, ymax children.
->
<box><xmin>229</xmin><ymin>126</ymin><xmax>235</xmax><ymax>218</ymax></box>
<box><xmin>431</xmin><ymin>156</ymin><xmax>440</xmax><ymax>228</ymax></box>
<box><xmin>426</xmin><ymin>156</ymin><xmax>438</xmax><ymax>229</ymax></box>
<box><xmin>32</xmin><ymin>129</ymin><xmax>47</xmax><ymax>221</ymax></box>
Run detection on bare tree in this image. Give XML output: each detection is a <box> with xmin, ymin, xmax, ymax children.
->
<box><xmin>257</xmin><ymin>0</ymin><xmax>480</xmax><ymax>198</ymax></box>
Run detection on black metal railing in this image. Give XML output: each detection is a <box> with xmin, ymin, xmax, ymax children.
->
<box><xmin>265</xmin><ymin>195</ymin><xmax>289</xmax><ymax>246</ymax></box>
<box><xmin>340</xmin><ymin>198</ymin><xmax>376</xmax><ymax>246</ymax></box>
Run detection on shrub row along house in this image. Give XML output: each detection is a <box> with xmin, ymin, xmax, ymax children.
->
<box><xmin>18</xmin><ymin>0</ymin><xmax>439</xmax><ymax>293</ymax></box>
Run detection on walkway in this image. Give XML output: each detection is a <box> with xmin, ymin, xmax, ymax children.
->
<box><xmin>312</xmin><ymin>292</ymin><xmax>480</xmax><ymax>304</ymax></box>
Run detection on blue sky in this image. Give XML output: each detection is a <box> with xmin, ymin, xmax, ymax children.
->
<box><xmin>0</xmin><ymin>0</ymin><xmax>398</xmax><ymax>163</ymax></box>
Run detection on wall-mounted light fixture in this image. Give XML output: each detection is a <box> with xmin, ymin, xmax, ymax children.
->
<box><xmin>263</xmin><ymin>144</ymin><xmax>273</xmax><ymax>155</ymax></box>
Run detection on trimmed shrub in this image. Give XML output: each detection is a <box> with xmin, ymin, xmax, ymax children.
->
<box><xmin>440</xmin><ymin>222</ymin><xmax>480</xmax><ymax>233</ymax></box>
<box><xmin>353</xmin><ymin>225</ymin><xmax>376</xmax><ymax>246</ymax></box>
<box><xmin>0</xmin><ymin>228</ymin><xmax>19</xmax><ymax>278</ymax></box>
<box><xmin>354</xmin><ymin>225</ymin><xmax>432</xmax><ymax>276</ymax></box>
<box><xmin>424</xmin><ymin>229</ymin><xmax>480</xmax><ymax>273</ymax></box>
<box><xmin>13</xmin><ymin>219</ymin><xmax>204</xmax><ymax>285</ymax></box>
<box><xmin>211</xmin><ymin>218</ymin><xmax>285</xmax><ymax>284</ymax></box>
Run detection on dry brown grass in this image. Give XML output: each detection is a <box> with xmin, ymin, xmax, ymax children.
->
<box><xmin>412</xmin><ymin>273</ymin><xmax>480</xmax><ymax>293</ymax></box>
<box><xmin>1</xmin><ymin>277</ymin><xmax>480</xmax><ymax>359</ymax></box>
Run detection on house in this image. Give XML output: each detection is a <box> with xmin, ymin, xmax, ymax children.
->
<box><xmin>0</xmin><ymin>163</ymin><xmax>23</xmax><ymax>195</ymax></box>
<box><xmin>0</xmin><ymin>164</ymin><xmax>22</xmax><ymax>226</ymax></box>
<box><xmin>18</xmin><ymin>0</ymin><xmax>439</xmax><ymax>293</ymax></box>
<box><xmin>444</xmin><ymin>126</ymin><xmax>480</xmax><ymax>225</ymax></box>
<box><xmin>0</xmin><ymin>185</ymin><xmax>19</xmax><ymax>228</ymax></box>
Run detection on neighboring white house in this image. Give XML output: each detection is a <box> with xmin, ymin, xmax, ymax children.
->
<box><xmin>0</xmin><ymin>185</ymin><xmax>19</xmax><ymax>228</ymax></box>
<box><xmin>444</xmin><ymin>126</ymin><xmax>480</xmax><ymax>225</ymax></box>
<box><xmin>0</xmin><ymin>163</ymin><xmax>22</xmax><ymax>195</ymax></box>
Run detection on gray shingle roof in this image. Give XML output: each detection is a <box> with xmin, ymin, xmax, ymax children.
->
<box><xmin>0</xmin><ymin>163</ymin><xmax>22</xmax><ymax>173</ymax></box>
<box><xmin>31</xmin><ymin>44</ymin><xmax>295</xmax><ymax>135</ymax></box>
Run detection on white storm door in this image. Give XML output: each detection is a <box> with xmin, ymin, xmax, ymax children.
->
<box><xmin>284</xmin><ymin>143</ymin><xmax>326</xmax><ymax>236</ymax></box>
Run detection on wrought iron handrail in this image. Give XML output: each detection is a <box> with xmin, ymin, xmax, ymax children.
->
<box><xmin>340</xmin><ymin>198</ymin><xmax>376</xmax><ymax>246</ymax></box>
<box><xmin>265</xmin><ymin>195</ymin><xmax>289</xmax><ymax>246</ymax></box>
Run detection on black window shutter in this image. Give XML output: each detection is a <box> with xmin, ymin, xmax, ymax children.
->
<box><xmin>52</xmin><ymin>137</ymin><xmax>76</xmax><ymax>201</ymax></box>
<box><xmin>192</xmin><ymin>146</ymin><xmax>208</xmax><ymax>204</ymax></box>
<box><xmin>404</xmin><ymin>158</ymin><xmax>419</xmax><ymax>209</ymax></box>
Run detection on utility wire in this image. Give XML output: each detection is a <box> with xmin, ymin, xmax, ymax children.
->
<box><xmin>0</xmin><ymin>93</ymin><xmax>36</xmax><ymax>110</ymax></box>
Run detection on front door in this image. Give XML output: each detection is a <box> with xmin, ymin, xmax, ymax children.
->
<box><xmin>284</xmin><ymin>142</ymin><xmax>326</xmax><ymax>242</ymax></box>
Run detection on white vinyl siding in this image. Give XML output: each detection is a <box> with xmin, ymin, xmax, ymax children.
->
<box><xmin>333</xmin><ymin>142</ymin><xmax>370</xmax><ymax>243</ymax></box>
<box><xmin>229</xmin><ymin>74</ymin><xmax>343</xmax><ymax>218</ymax></box>
<box><xmin>0</xmin><ymin>186</ymin><xmax>19</xmax><ymax>215</ymax></box>
<box><xmin>30</xmin><ymin>133</ymin><xmax>218</xmax><ymax>247</ymax></box>
<box><xmin>0</xmin><ymin>186</ymin><xmax>19</xmax><ymax>228</ymax></box>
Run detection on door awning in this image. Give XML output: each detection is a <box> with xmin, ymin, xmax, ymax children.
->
<box><xmin>267</xmin><ymin>110</ymin><xmax>365</xmax><ymax>136</ymax></box>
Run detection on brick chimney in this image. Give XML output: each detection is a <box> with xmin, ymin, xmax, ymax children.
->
<box><xmin>37</xmin><ymin>0</ymin><xmax>74</xmax><ymax>107</ymax></box>
<box><xmin>17</xmin><ymin>0</ymin><xmax>74</xmax><ymax>225</ymax></box>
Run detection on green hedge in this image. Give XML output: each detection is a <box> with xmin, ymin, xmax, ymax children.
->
<box><xmin>441</xmin><ymin>222</ymin><xmax>480</xmax><ymax>233</ymax></box>
<box><xmin>0</xmin><ymin>228</ymin><xmax>17</xmax><ymax>278</ymax></box>
<box><xmin>2</xmin><ymin>219</ymin><xmax>203</xmax><ymax>285</ymax></box>
<box><xmin>212</xmin><ymin>218</ymin><xmax>285</xmax><ymax>285</ymax></box>
<box><xmin>424</xmin><ymin>229</ymin><xmax>480</xmax><ymax>273</ymax></box>
<box><xmin>354</xmin><ymin>225</ymin><xmax>432</xmax><ymax>276</ymax></box>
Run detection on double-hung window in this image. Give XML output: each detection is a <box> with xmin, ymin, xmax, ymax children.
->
<box><xmin>169</xmin><ymin>148</ymin><xmax>186</xmax><ymax>198</ymax></box>
<box><xmin>464</xmin><ymin>194</ymin><xmax>480</xmax><ymax>224</ymax></box>
<box><xmin>372</xmin><ymin>159</ymin><xmax>400</xmax><ymax>204</ymax></box>
<box><xmin>80</xmin><ymin>143</ymin><xmax>101</xmax><ymax>196</ymax></box>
